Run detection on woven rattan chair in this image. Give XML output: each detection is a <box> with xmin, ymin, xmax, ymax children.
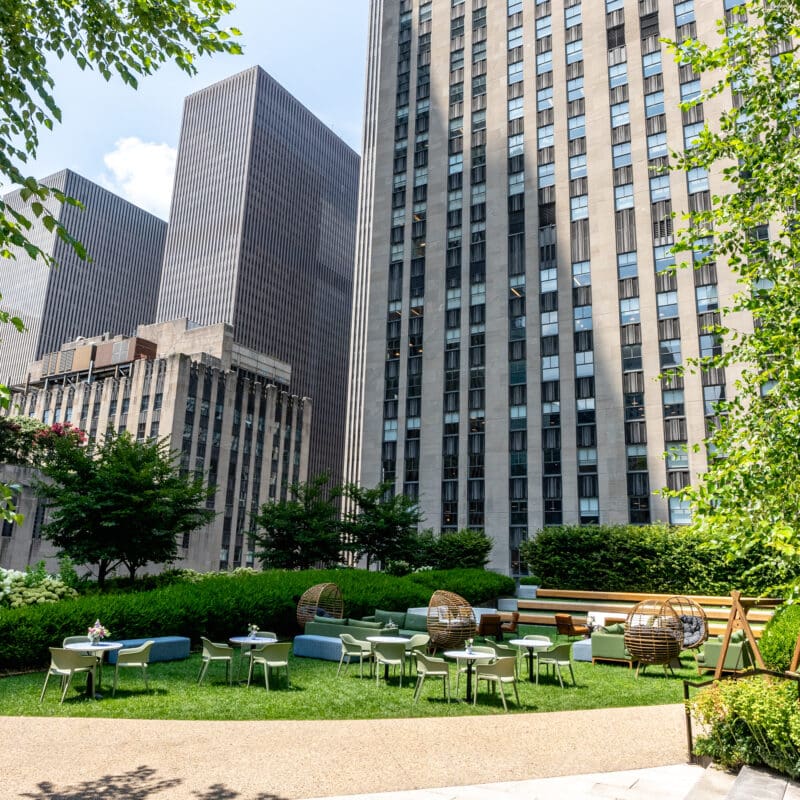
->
<box><xmin>624</xmin><ymin>599</ymin><xmax>685</xmax><ymax>677</ymax></box>
<box><xmin>427</xmin><ymin>590</ymin><xmax>477</xmax><ymax>651</ymax></box>
<box><xmin>413</xmin><ymin>652</ymin><xmax>451</xmax><ymax>703</ymax></box>
<box><xmin>296</xmin><ymin>583</ymin><xmax>343</xmax><ymax>627</ymax></box>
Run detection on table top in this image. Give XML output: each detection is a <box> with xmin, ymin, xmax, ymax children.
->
<box><xmin>443</xmin><ymin>649</ymin><xmax>485</xmax><ymax>660</ymax></box>
<box><xmin>366</xmin><ymin>635</ymin><xmax>408</xmax><ymax>644</ymax></box>
<box><xmin>64</xmin><ymin>641</ymin><xmax>123</xmax><ymax>653</ymax></box>
<box><xmin>509</xmin><ymin>637</ymin><xmax>551</xmax><ymax>649</ymax></box>
<box><xmin>229</xmin><ymin>636</ymin><xmax>277</xmax><ymax>646</ymax></box>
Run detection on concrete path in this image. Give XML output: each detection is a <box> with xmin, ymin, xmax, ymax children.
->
<box><xmin>1</xmin><ymin>704</ymin><xmax>694</xmax><ymax>799</ymax></box>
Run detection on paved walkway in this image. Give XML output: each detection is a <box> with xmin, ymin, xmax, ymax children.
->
<box><xmin>1</xmin><ymin>704</ymin><xmax>697</xmax><ymax>799</ymax></box>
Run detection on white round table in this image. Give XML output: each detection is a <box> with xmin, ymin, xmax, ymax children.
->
<box><xmin>229</xmin><ymin>636</ymin><xmax>277</xmax><ymax>681</ymax></box>
<box><xmin>64</xmin><ymin>641</ymin><xmax>123</xmax><ymax>698</ymax></box>
<box><xmin>443</xmin><ymin>649</ymin><xmax>485</xmax><ymax>702</ymax></box>
<box><xmin>509</xmin><ymin>637</ymin><xmax>552</xmax><ymax>683</ymax></box>
<box><xmin>367</xmin><ymin>635</ymin><xmax>408</xmax><ymax>680</ymax></box>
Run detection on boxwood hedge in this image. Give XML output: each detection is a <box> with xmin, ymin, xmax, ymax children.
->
<box><xmin>519</xmin><ymin>524</ymin><xmax>794</xmax><ymax>596</ymax></box>
<box><xmin>0</xmin><ymin>567</ymin><xmax>514</xmax><ymax>670</ymax></box>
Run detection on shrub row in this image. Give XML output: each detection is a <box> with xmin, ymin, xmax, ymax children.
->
<box><xmin>759</xmin><ymin>603</ymin><xmax>800</xmax><ymax>671</ymax></box>
<box><xmin>0</xmin><ymin>567</ymin><xmax>514</xmax><ymax>670</ymax></box>
<box><xmin>520</xmin><ymin>524</ymin><xmax>793</xmax><ymax>595</ymax></box>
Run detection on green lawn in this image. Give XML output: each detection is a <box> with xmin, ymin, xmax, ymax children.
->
<box><xmin>1</xmin><ymin>639</ymin><xmax>699</xmax><ymax>720</ymax></box>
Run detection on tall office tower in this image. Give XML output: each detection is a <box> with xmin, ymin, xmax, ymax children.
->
<box><xmin>156</xmin><ymin>67</ymin><xmax>360</xmax><ymax>486</ymax></box>
<box><xmin>346</xmin><ymin>0</ymin><xmax>738</xmax><ymax>574</ymax></box>
<box><xmin>1</xmin><ymin>169</ymin><xmax>166</xmax><ymax>385</ymax></box>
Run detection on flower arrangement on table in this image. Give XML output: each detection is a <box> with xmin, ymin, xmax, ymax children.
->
<box><xmin>248</xmin><ymin>623</ymin><xmax>259</xmax><ymax>637</ymax></box>
<box><xmin>87</xmin><ymin>619</ymin><xmax>110</xmax><ymax>643</ymax></box>
<box><xmin>465</xmin><ymin>638</ymin><xmax>474</xmax><ymax>653</ymax></box>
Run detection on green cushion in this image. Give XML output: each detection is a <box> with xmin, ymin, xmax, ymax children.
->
<box><xmin>730</xmin><ymin>630</ymin><xmax>745</xmax><ymax>643</ymax></box>
<box><xmin>315</xmin><ymin>615</ymin><xmax>346</xmax><ymax>625</ymax></box>
<box><xmin>404</xmin><ymin>612</ymin><xmax>429</xmax><ymax>632</ymax></box>
<box><xmin>356</xmin><ymin>619</ymin><xmax>383</xmax><ymax>629</ymax></box>
<box><xmin>604</xmin><ymin>623</ymin><xmax>625</xmax><ymax>635</ymax></box>
<box><xmin>375</xmin><ymin>609</ymin><xmax>406</xmax><ymax>627</ymax></box>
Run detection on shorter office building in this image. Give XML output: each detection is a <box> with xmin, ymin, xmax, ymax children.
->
<box><xmin>0</xmin><ymin>319</ymin><xmax>311</xmax><ymax>575</ymax></box>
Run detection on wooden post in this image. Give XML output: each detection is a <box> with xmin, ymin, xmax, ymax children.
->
<box><xmin>713</xmin><ymin>590</ymin><xmax>771</xmax><ymax>680</ymax></box>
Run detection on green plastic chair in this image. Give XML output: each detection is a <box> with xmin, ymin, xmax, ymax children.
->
<box><xmin>454</xmin><ymin>646</ymin><xmax>495</xmax><ymax>696</ymax></box>
<box><xmin>112</xmin><ymin>640</ymin><xmax>154</xmax><ymax>696</ymax></box>
<box><xmin>536</xmin><ymin>642</ymin><xmax>576</xmax><ymax>688</ymax></box>
<box><xmin>40</xmin><ymin>647</ymin><xmax>96</xmax><ymax>704</ymax></box>
<box><xmin>413</xmin><ymin>652</ymin><xmax>450</xmax><ymax>703</ymax></box>
<box><xmin>373</xmin><ymin>641</ymin><xmax>406</xmax><ymax>687</ymax></box>
<box><xmin>404</xmin><ymin>633</ymin><xmax>431</xmax><ymax>674</ymax></box>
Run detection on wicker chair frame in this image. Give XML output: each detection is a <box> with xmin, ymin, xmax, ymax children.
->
<box><xmin>296</xmin><ymin>583</ymin><xmax>343</xmax><ymax>627</ymax></box>
<box><xmin>624</xmin><ymin>598</ymin><xmax>686</xmax><ymax>674</ymax></box>
<box><xmin>427</xmin><ymin>590</ymin><xmax>476</xmax><ymax>650</ymax></box>
<box><xmin>665</xmin><ymin>595</ymin><xmax>708</xmax><ymax>650</ymax></box>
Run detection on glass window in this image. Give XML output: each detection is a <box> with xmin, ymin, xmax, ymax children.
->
<box><xmin>700</xmin><ymin>333</ymin><xmax>722</xmax><ymax>358</ymax></box>
<box><xmin>609</xmin><ymin>62</ymin><xmax>628</xmax><ymax>88</ymax></box>
<box><xmin>674</xmin><ymin>1</ymin><xmax>695</xmax><ymax>26</ymax></box>
<box><xmin>649</xmin><ymin>174</ymin><xmax>670</xmax><ymax>201</ymax></box>
<box><xmin>627</xmin><ymin>444</ymin><xmax>647</xmax><ymax>471</ymax></box>
<box><xmin>687</xmin><ymin>167</ymin><xmax>709</xmax><ymax>194</ymax></box>
<box><xmin>508</xmin><ymin>61</ymin><xmax>524</xmax><ymax>84</ymax></box>
<box><xmin>508</xmin><ymin>97</ymin><xmax>524</xmax><ymax>120</ymax></box>
<box><xmin>542</xmin><ymin>356</ymin><xmax>559</xmax><ymax>382</ymax></box>
<box><xmin>567</xmin><ymin>77</ymin><xmax>584</xmax><ymax>102</ymax></box>
<box><xmin>536</xmin><ymin>50</ymin><xmax>553</xmax><ymax>75</ymax></box>
<box><xmin>566</xmin><ymin>40</ymin><xmax>583</xmax><ymax>65</ymax></box>
<box><xmin>570</xmin><ymin>194</ymin><xmax>589</xmax><ymax>220</ymax></box>
<box><xmin>680</xmin><ymin>79</ymin><xmax>701</xmax><ymax>103</ymax></box>
<box><xmin>568</xmin><ymin>115</ymin><xmax>585</xmax><ymax>140</ymax></box>
<box><xmin>657</xmin><ymin>290</ymin><xmax>678</xmax><ymax>318</ymax></box>
<box><xmin>448</xmin><ymin>153</ymin><xmax>463</xmax><ymax>174</ymax></box>
<box><xmin>508</xmin><ymin>171</ymin><xmax>525</xmax><ymax>194</ymax></box>
<box><xmin>645</xmin><ymin>91</ymin><xmax>664</xmax><ymax>118</ymax></box>
<box><xmin>654</xmin><ymin>245</ymin><xmax>675</xmax><ymax>273</ymax></box>
<box><xmin>508</xmin><ymin>0</ymin><xmax>523</xmax><ymax>12</ymax></box>
<box><xmin>613</xmin><ymin>141</ymin><xmax>632</xmax><ymax>168</ymax></box>
<box><xmin>666</xmin><ymin>446</ymin><xmax>689</xmax><ymax>469</ymax></box>
<box><xmin>620</xmin><ymin>297</ymin><xmax>640</xmax><ymax>324</ymax></box>
<box><xmin>684</xmin><ymin>121</ymin><xmax>704</xmax><ymax>149</ymax></box>
<box><xmin>617</xmin><ymin>252</ymin><xmax>638</xmax><ymax>279</ymax></box>
<box><xmin>663</xmin><ymin>390</ymin><xmax>685</xmax><ymax>418</ymax></box>
<box><xmin>535</xmin><ymin>16</ymin><xmax>551</xmax><ymax>38</ymax></box>
<box><xmin>696</xmin><ymin>284</ymin><xmax>719</xmax><ymax>312</ymax></box>
<box><xmin>538</xmin><ymin>162</ymin><xmax>555</xmax><ymax>188</ymax></box>
<box><xmin>569</xmin><ymin>154</ymin><xmax>587</xmax><ymax>179</ymax></box>
<box><xmin>508</xmin><ymin>26</ymin><xmax>524</xmax><ymax>48</ymax></box>
<box><xmin>575</xmin><ymin>351</ymin><xmax>594</xmax><ymax>377</ymax></box>
<box><xmin>659</xmin><ymin>339</ymin><xmax>682</xmax><ymax>368</ymax></box>
<box><xmin>606</xmin><ymin>0</ymin><xmax>624</xmax><ymax>10</ymax></box>
<box><xmin>642</xmin><ymin>50</ymin><xmax>662</xmax><ymax>78</ymax></box>
<box><xmin>574</xmin><ymin>305</ymin><xmax>593</xmax><ymax>331</ymax></box>
<box><xmin>669</xmin><ymin>497</ymin><xmax>691</xmax><ymax>525</ymax></box>
<box><xmin>565</xmin><ymin>5</ymin><xmax>582</xmax><ymax>27</ymax></box>
<box><xmin>647</xmin><ymin>131</ymin><xmax>668</xmax><ymax>159</ymax></box>
<box><xmin>622</xmin><ymin>344</ymin><xmax>642</xmax><ymax>371</ymax></box>
<box><xmin>703</xmin><ymin>384</ymin><xmax>725</xmax><ymax>415</ymax></box>
<box><xmin>611</xmin><ymin>101</ymin><xmax>630</xmax><ymax>128</ymax></box>
<box><xmin>537</xmin><ymin>87</ymin><xmax>553</xmax><ymax>111</ymax></box>
<box><xmin>572</xmin><ymin>260</ymin><xmax>591</xmax><ymax>287</ymax></box>
<box><xmin>540</xmin><ymin>268</ymin><xmax>557</xmax><ymax>293</ymax></box>
<box><xmin>615</xmin><ymin>184</ymin><xmax>634</xmax><ymax>210</ymax></box>
<box><xmin>473</xmin><ymin>40</ymin><xmax>487</xmax><ymax>62</ymax></box>
<box><xmin>541</xmin><ymin>311</ymin><xmax>558</xmax><ymax>336</ymax></box>
<box><xmin>537</xmin><ymin>124</ymin><xmax>554</xmax><ymax>149</ymax></box>
<box><xmin>508</xmin><ymin>133</ymin><xmax>524</xmax><ymax>156</ymax></box>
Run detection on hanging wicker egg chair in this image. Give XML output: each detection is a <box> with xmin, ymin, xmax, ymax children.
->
<box><xmin>666</xmin><ymin>595</ymin><xmax>708</xmax><ymax>650</ymax></box>
<box><xmin>427</xmin><ymin>590</ymin><xmax>476</xmax><ymax>649</ymax></box>
<box><xmin>296</xmin><ymin>582</ymin><xmax>343</xmax><ymax>627</ymax></box>
<box><xmin>623</xmin><ymin>597</ymin><xmax>690</xmax><ymax>675</ymax></box>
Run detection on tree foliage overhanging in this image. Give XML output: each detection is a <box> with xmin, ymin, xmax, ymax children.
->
<box><xmin>0</xmin><ymin>0</ymin><xmax>241</xmax><ymax>520</ymax></box>
<box><xmin>666</xmin><ymin>0</ymin><xmax>800</xmax><ymax>595</ymax></box>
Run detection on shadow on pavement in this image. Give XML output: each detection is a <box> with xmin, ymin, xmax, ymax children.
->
<box><xmin>18</xmin><ymin>765</ymin><xmax>288</xmax><ymax>800</ymax></box>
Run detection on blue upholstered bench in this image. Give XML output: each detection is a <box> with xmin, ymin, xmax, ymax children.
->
<box><xmin>293</xmin><ymin>634</ymin><xmax>341</xmax><ymax>662</ymax></box>
<box><xmin>107</xmin><ymin>636</ymin><xmax>191</xmax><ymax>664</ymax></box>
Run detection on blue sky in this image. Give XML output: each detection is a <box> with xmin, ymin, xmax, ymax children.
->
<box><xmin>26</xmin><ymin>1</ymin><xmax>369</xmax><ymax>219</ymax></box>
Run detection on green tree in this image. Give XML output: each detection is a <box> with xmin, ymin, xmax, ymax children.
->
<box><xmin>36</xmin><ymin>431</ymin><xmax>214</xmax><ymax>585</ymax></box>
<box><xmin>0</xmin><ymin>0</ymin><xmax>241</xmax><ymax>521</ymax></box>
<box><xmin>252</xmin><ymin>474</ymin><xmax>343</xmax><ymax>570</ymax></box>
<box><xmin>665</xmin><ymin>0</ymin><xmax>800</xmax><ymax>594</ymax></box>
<box><xmin>341</xmin><ymin>481</ymin><xmax>422</xmax><ymax>569</ymax></box>
<box><xmin>430</xmin><ymin>528</ymin><xmax>493</xmax><ymax>570</ymax></box>
<box><xmin>0</xmin><ymin>416</ymin><xmax>47</xmax><ymax>465</ymax></box>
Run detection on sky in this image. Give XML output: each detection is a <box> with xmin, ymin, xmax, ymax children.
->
<box><xmin>25</xmin><ymin>1</ymin><xmax>369</xmax><ymax>220</ymax></box>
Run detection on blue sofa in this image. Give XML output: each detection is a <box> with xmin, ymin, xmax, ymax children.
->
<box><xmin>107</xmin><ymin>635</ymin><xmax>190</xmax><ymax>664</ymax></box>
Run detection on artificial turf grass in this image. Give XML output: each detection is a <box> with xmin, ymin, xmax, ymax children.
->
<box><xmin>1</xmin><ymin>645</ymin><xmax>699</xmax><ymax>720</ymax></box>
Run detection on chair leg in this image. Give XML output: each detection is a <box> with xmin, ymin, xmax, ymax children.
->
<box><xmin>568</xmin><ymin>662</ymin><xmax>576</xmax><ymax>687</ymax></box>
<box><xmin>112</xmin><ymin>665</ymin><xmax>119</xmax><ymax>697</ymax></box>
<box><xmin>498</xmin><ymin>682</ymin><xmax>507</xmax><ymax>712</ymax></box>
<box><xmin>337</xmin><ymin>652</ymin><xmax>346</xmax><ymax>677</ymax></box>
<box><xmin>143</xmin><ymin>664</ymin><xmax>149</xmax><ymax>691</ymax></box>
<box><xmin>444</xmin><ymin>675</ymin><xmax>450</xmax><ymax>703</ymax></box>
<box><xmin>413</xmin><ymin>674</ymin><xmax>424</xmax><ymax>703</ymax></box>
<box><xmin>555</xmin><ymin>662</ymin><xmax>564</xmax><ymax>689</ymax></box>
<box><xmin>198</xmin><ymin>659</ymin><xmax>208</xmax><ymax>684</ymax></box>
<box><xmin>512</xmin><ymin>680</ymin><xmax>520</xmax><ymax>707</ymax></box>
<box><xmin>40</xmin><ymin>672</ymin><xmax>51</xmax><ymax>702</ymax></box>
<box><xmin>60</xmin><ymin>673</ymin><xmax>74</xmax><ymax>704</ymax></box>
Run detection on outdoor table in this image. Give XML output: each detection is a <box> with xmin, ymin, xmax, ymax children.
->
<box><xmin>366</xmin><ymin>635</ymin><xmax>409</xmax><ymax>680</ymax></box>
<box><xmin>509</xmin><ymin>637</ymin><xmax>551</xmax><ymax>683</ymax></box>
<box><xmin>229</xmin><ymin>635</ymin><xmax>277</xmax><ymax>681</ymax></box>
<box><xmin>64</xmin><ymin>640</ymin><xmax>123</xmax><ymax>698</ymax></box>
<box><xmin>443</xmin><ymin>649</ymin><xmax>484</xmax><ymax>703</ymax></box>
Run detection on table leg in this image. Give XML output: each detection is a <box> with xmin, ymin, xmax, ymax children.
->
<box><xmin>466</xmin><ymin>662</ymin><xmax>473</xmax><ymax>703</ymax></box>
<box><xmin>528</xmin><ymin>650</ymin><xmax>535</xmax><ymax>682</ymax></box>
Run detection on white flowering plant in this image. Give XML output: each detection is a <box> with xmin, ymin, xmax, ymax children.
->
<box><xmin>87</xmin><ymin>619</ymin><xmax>110</xmax><ymax>640</ymax></box>
<box><xmin>248</xmin><ymin>623</ymin><xmax>259</xmax><ymax>636</ymax></box>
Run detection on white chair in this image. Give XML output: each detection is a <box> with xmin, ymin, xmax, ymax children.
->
<box><xmin>238</xmin><ymin>631</ymin><xmax>278</xmax><ymax>680</ymax></box>
<box><xmin>112</xmin><ymin>640</ymin><xmax>154</xmax><ymax>696</ymax></box>
<box><xmin>338</xmin><ymin>633</ymin><xmax>374</xmax><ymax>678</ymax></box>
<box><xmin>454</xmin><ymin>646</ymin><xmax>495</xmax><ymax>696</ymax></box>
<box><xmin>536</xmin><ymin>642</ymin><xmax>576</xmax><ymax>688</ymax></box>
<box><xmin>404</xmin><ymin>633</ymin><xmax>431</xmax><ymax>674</ymax></box>
<box><xmin>413</xmin><ymin>652</ymin><xmax>450</xmax><ymax>703</ymax></box>
<box><xmin>40</xmin><ymin>647</ymin><xmax>96</xmax><ymax>704</ymax></box>
<box><xmin>474</xmin><ymin>656</ymin><xmax>520</xmax><ymax>711</ymax></box>
<box><xmin>198</xmin><ymin>636</ymin><xmax>234</xmax><ymax>685</ymax></box>
<box><xmin>373</xmin><ymin>641</ymin><xmax>406</xmax><ymax>688</ymax></box>
<box><xmin>248</xmin><ymin>641</ymin><xmax>291</xmax><ymax>690</ymax></box>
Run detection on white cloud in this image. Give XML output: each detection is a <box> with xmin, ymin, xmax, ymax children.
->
<box><xmin>98</xmin><ymin>137</ymin><xmax>177</xmax><ymax>220</ymax></box>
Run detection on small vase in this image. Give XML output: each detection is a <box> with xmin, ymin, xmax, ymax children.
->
<box><xmin>90</xmin><ymin>635</ymin><xmax>99</xmax><ymax>645</ymax></box>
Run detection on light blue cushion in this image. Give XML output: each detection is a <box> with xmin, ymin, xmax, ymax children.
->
<box><xmin>107</xmin><ymin>636</ymin><xmax>190</xmax><ymax>664</ymax></box>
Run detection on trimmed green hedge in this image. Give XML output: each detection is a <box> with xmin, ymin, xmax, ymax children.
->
<box><xmin>760</xmin><ymin>603</ymin><xmax>800</xmax><ymax>671</ymax></box>
<box><xmin>0</xmin><ymin>568</ymin><xmax>514</xmax><ymax>670</ymax></box>
<box><xmin>520</xmin><ymin>524</ymin><xmax>792</xmax><ymax>595</ymax></box>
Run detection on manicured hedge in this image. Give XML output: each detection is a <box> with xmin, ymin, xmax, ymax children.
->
<box><xmin>0</xmin><ymin>568</ymin><xmax>514</xmax><ymax>670</ymax></box>
<box><xmin>519</xmin><ymin>524</ymin><xmax>792</xmax><ymax>595</ymax></box>
<box><xmin>760</xmin><ymin>603</ymin><xmax>800</xmax><ymax>671</ymax></box>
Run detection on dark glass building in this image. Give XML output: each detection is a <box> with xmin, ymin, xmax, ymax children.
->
<box><xmin>157</xmin><ymin>67</ymin><xmax>360</xmax><ymax>486</ymax></box>
<box><xmin>1</xmin><ymin>169</ymin><xmax>166</xmax><ymax>386</ymax></box>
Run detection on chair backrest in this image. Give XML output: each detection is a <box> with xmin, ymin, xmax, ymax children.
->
<box><xmin>501</xmin><ymin>611</ymin><xmax>520</xmax><ymax>632</ymax></box>
<box><xmin>491</xmin><ymin>643</ymin><xmax>518</xmax><ymax>660</ymax></box>
<box><xmin>118</xmin><ymin>640</ymin><xmax>154</xmax><ymax>664</ymax></box>
<box><xmin>374</xmin><ymin>642</ymin><xmax>405</xmax><ymax>662</ymax></box>
<box><xmin>542</xmin><ymin>642</ymin><xmax>572</xmax><ymax>662</ymax></box>
<box><xmin>201</xmin><ymin>636</ymin><xmax>232</xmax><ymax>658</ymax></box>
<box><xmin>477</xmin><ymin>614</ymin><xmax>502</xmax><ymax>637</ymax></box>
<box><xmin>415</xmin><ymin>652</ymin><xmax>446</xmax><ymax>673</ymax></box>
<box><xmin>62</xmin><ymin>635</ymin><xmax>92</xmax><ymax>647</ymax></box>
<box><xmin>49</xmin><ymin>647</ymin><xmax>95</xmax><ymax>671</ymax></box>
<box><xmin>523</xmin><ymin>635</ymin><xmax>551</xmax><ymax>645</ymax></box>
<box><xmin>477</xmin><ymin>655</ymin><xmax>516</xmax><ymax>679</ymax></box>
<box><xmin>256</xmin><ymin>631</ymin><xmax>277</xmax><ymax>640</ymax></box>
<box><xmin>340</xmin><ymin>633</ymin><xmax>369</xmax><ymax>653</ymax></box>
<box><xmin>555</xmin><ymin>614</ymin><xmax>577</xmax><ymax>636</ymax></box>
<box><xmin>406</xmin><ymin>633</ymin><xmax>430</xmax><ymax>650</ymax></box>
<box><xmin>257</xmin><ymin>641</ymin><xmax>292</xmax><ymax>664</ymax></box>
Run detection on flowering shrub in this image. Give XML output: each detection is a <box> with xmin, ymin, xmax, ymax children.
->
<box><xmin>0</xmin><ymin>564</ymin><xmax>78</xmax><ymax>608</ymax></box>
<box><xmin>691</xmin><ymin>676</ymin><xmax>800</xmax><ymax>778</ymax></box>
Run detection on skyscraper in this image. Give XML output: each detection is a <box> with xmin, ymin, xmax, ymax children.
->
<box><xmin>346</xmin><ymin>0</ymin><xmax>738</xmax><ymax>573</ymax></box>
<box><xmin>1</xmin><ymin>169</ymin><xmax>166</xmax><ymax>385</ymax></box>
<box><xmin>157</xmin><ymin>67</ymin><xmax>360</xmax><ymax>486</ymax></box>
